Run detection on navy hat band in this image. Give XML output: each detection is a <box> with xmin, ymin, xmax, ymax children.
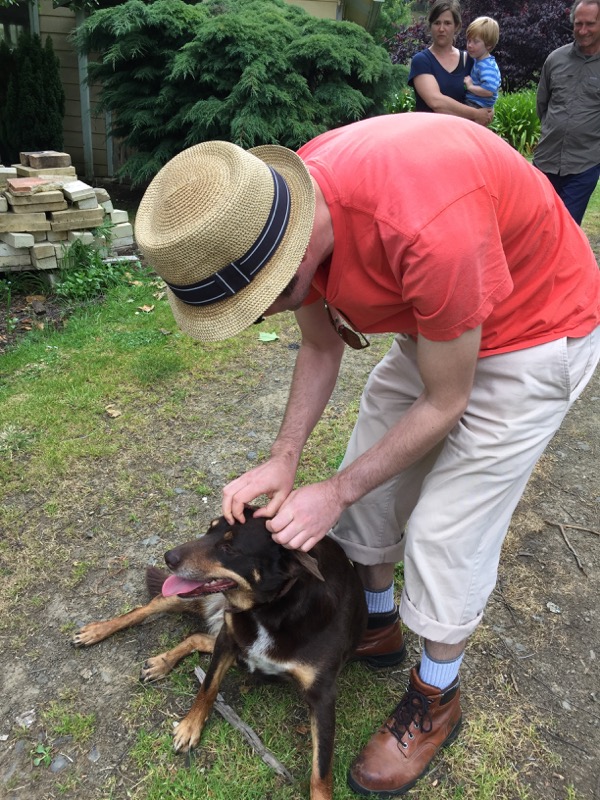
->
<box><xmin>165</xmin><ymin>167</ymin><xmax>291</xmax><ymax>307</ymax></box>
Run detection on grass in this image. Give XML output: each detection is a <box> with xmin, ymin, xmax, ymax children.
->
<box><xmin>1</xmin><ymin>187</ymin><xmax>599</xmax><ymax>800</ymax></box>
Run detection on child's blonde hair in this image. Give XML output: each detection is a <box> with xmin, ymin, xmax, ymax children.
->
<box><xmin>466</xmin><ymin>16</ymin><xmax>500</xmax><ymax>51</ymax></box>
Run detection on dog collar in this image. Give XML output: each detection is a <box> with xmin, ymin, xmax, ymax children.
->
<box><xmin>165</xmin><ymin>167</ymin><xmax>291</xmax><ymax>306</ymax></box>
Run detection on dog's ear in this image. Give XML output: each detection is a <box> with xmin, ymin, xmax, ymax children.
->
<box><xmin>292</xmin><ymin>550</ymin><xmax>325</xmax><ymax>582</ymax></box>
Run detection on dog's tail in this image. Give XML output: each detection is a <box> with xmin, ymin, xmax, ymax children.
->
<box><xmin>146</xmin><ymin>566</ymin><xmax>169</xmax><ymax>598</ymax></box>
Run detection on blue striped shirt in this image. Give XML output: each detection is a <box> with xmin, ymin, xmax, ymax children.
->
<box><xmin>466</xmin><ymin>54</ymin><xmax>501</xmax><ymax>108</ymax></box>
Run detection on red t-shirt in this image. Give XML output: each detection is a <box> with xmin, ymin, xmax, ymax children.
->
<box><xmin>298</xmin><ymin>114</ymin><xmax>599</xmax><ymax>356</ymax></box>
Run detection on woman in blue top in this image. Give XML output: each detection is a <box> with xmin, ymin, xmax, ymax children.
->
<box><xmin>408</xmin><ymin>0</ymin><xmax>492</xmax><ymax>126</ymax></box>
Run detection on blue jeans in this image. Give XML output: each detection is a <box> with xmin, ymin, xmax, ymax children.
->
<box><xmin>541</xmin><ymin>163</ymin><xmax>600</xmax><ymax>225</ymax></box>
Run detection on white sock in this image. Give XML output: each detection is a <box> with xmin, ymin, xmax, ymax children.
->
<box><xmin>364</xmin><ymin>583</ymin><xmax>395</xmax><ymax>615</ymax></box>
<box><xmin>418</xmin><ymin>647</ymin><xmax>464</xmax><ymax>690</ymax></box>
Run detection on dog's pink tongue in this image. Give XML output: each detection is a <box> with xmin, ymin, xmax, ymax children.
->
<box><xmin>162</xmin><ymin>574</ymin><xmax>203</xmax><ymax>597</ymax></box>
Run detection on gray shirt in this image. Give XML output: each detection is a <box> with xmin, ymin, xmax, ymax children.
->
<box><xmin>533</xmin><ymin>42</ymin><xmax>600</xmax><ymax>175</ymax></box>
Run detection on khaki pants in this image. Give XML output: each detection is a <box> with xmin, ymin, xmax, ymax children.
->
<box><xmin>331</xmin><ymin>329</ymin><xmax>600</xmax><ymax>644</ymax></box>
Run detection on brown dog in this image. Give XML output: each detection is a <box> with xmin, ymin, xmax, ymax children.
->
<box><xmin>73</xmin><ymin>509</ymin><xmax>367</xmax><ymax>800</ymax></box>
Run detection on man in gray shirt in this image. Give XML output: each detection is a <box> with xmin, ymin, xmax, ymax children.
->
<box><xmin>533</xmin><ymin>0</ymin><xmax>600</xmax><ymax>224</ymax></box>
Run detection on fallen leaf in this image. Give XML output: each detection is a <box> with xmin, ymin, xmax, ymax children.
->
<box><xmin>153</xmin><ymin>291</ymin><xmax>166</xmax><ymax>301</ymax></box>
<box><xmin>137</xmin><ymin>305</ymin><xmax>155</xmax><ymax>313</ymax></box>
<box><xmin>105</xmin><ymin>404</ymin><xmax>122</xmax><ymax>418</ymax></box>
<box><xmin>258</xmin><ymin>331</ymin><xmax>279</xmax><ymax>342</ymax></box>
<box><xmin>159</xmin><ymin>328</ymin><xmax>172</xmax><ymax>336</ymax></box>
<box><xmin>295</xmin><ymin>725</ymin><xmax>310</xmax><ymax>736</ymax></box>
<box><xmin>26</xmin><ymin>294</ymin><xmax>46</xmax><ymax>304</ymax></box>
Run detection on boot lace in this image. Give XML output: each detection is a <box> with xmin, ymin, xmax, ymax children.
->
<box><xmin>386</xmin><ymin>688</ymin><xmax>432</xmax><ymax>746</ymax></box>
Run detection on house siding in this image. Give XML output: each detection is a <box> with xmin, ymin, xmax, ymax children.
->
<box><xmin>38</xmin><ymin>0</ymin><xmax>110</xmax><ymax>179</ymax></box>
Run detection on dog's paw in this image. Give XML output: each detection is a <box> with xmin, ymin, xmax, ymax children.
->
<box><xmin>172</xmin><ymin>716</ymin><xmax>202</xmax><ymax>752</ymax></box>
<box><xmin>72</xmin><ymin>621</ymin><xmax>111</xmax><ymax>647</ymax></box>
<box><xmin>140</xmin><ymin>653</ymin><xmax>173</xmax><ymax>683</ymax></box>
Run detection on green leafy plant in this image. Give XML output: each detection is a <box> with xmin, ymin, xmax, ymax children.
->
<box><xmin>31</xmin><ymin>742</ymin><xmax>52</xmax><ymax>767</ymax></box>
<box><xmin>55</xmin><ymin>219</ymin><xmax>142</xmax><ymax>303</ymax></box>
<box><xmin>490</xmin><ymin>88</ymin><xmax>541</xmax><ymax>156</ymax></box>
<box><xmin>0</xmin><ymin>278</ymin><xmax>18</xmax><ymax>334</ymax></box>
<box><xmin>385</xmin><ymin>86</ymin><xmax>416</xmax><ymax>114</ymax></box>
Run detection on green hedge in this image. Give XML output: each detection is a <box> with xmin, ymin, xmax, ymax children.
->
<box><xmin>386</xmin><ymin>86</ymin><xmax>540</xmax><ymax>157</ymax></box>
<box><xmin>0</xmin><ymin>34</ymin><xmax>65</xmax><ymax>165</ymax></box>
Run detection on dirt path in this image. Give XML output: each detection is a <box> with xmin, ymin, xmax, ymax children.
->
<box><xmin>0</xmin><ymin>301</ymin><xmax>598</xmax><ymax>799</ymax></box>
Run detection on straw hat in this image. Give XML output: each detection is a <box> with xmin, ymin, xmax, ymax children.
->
<box><xmin>134</xmin><ymin>141</ymin><xmax>315</xmax><ymax>341</ymax></box>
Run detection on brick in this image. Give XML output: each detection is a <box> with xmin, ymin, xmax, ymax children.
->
<box><xmin>25</xmin><ymin>151</ymin><xmax>72</xmax><ymax>169</ymax></box>
<box><xmin>16</xmin><ymin>164</ymin><xmax>77</xmax><ymax>178</ymax></box>
<box><xmin>0</xmin><ymin>231</ymin><xmax>35</xmax><ymax>248</ymax></box>
<box><xmin>0</xmin><ymin>196</ymin><xmax>6</xmax><ymax>213</ymax></box>
<box><xmin>0</xmin><ymin>242</ymin><xmax>29</xmax><ymax>256</ymax></box>
<box><xmin>49</xmin><ymin>208</ymin><xmax>105</xmax><ymax>231</ymax></box>
<box><xmin>0</xmin><ymin>254</ymin><xmax>31</xmax><ymax>268</ymax></box>
<box><xmin>0</xmin><ymin>213</ymin><xmax>50</xmax><ymax>233</ymax></box>
<box><xmin>94</xmin><ymin>188</ymin><xmax>111</xmax><ymax>203</ymax></box>
<box><xmin>31</xmin><ymin>253</ymin><xmax>57</xmax><ymax>270</ymax></box>
<box><xmin>73</xmin><ymin>197</ymin><xmax>99</xmax><ymax>210</ymax></box>
<box><xmin>100</xmin><ymin>200</ymin><xmax>114</xmax><ymax>213</ymax></box>
<box><xmin>112</xmin><ymin>237</ymin><xmax>134</xmax><ymax>249</ymax></box>
<box><xmin>12</xmin><ymin>200</ymin><xmax>68</xmax><ymax>214</ymax></box>
<box><xmin>68</xmin><ymin>230</ymin><xmax>95</xmax><ymax>245</ymax></box>
<box><xmin>47</xmin><ymin>230</ymin><xmax>68</xmax><ymax>242</ymax></box>
<box><xmin>62</xmin><ymin>180</ymin><xmax>95</xmax><ymax>202</ymax></box>
<box><xmin>6</xmin><ymin>190</ymin><xmax>65</xmax><ymax>205</ymax></box>
<box><xmin>0</xmin><ymin>166</ymin><xmax>18</xmax><ymax>177</ymax></box>
<box><xmin>31</xmin><ymin>242</ymin><xmax>55</xmax><ymax>260</ymax></box>
<box><xmin>112</xmin><ymin>222</ymin><xmax>133</xmax><ymax>239</ymax></box>
<box><xmin>110</xmin><ymin>209</ymin><xmax>129</xmax><ymax>224</ymax></box>
<box><xmin>33</xmin><ymin>231</ymin><xmax>48</xmax><ymax>242</ymax></box>
<box><xmin>7</xmin><ymin>177</ymin><xmax>52</xmax><ymax>194</ymax></box>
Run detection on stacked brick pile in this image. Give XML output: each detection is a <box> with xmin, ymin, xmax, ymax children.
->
<box><xmin>0</xmin><ymin>150</ymin><xmax>134</xmax><ymax>273</ymax></box>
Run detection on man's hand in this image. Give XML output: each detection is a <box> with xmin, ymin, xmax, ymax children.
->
<box><xmin>222</xmin><ymin>455</ymin><xmax>297</xmax><ymax>524</ymax></box>
<box><xmin>266</xmin><ymin>481</ymin><xmax>344</xmax><ymax>552</ymax></box>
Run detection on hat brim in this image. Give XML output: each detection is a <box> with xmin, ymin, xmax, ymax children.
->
<box><xmin>165</xmin><ymin>145</ymin><xmax>315</xmax><ymax>342</ymax></box>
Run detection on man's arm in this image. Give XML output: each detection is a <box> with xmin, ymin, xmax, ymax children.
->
<box><xmin>222</xmin><ymin>299</ymin><xmax>345</xmax><ymax>523</ymax></box>
<box><xmin>267</xmin><ymin>326</ymin><xmax>482</xmax><ymax>551</ymax></box>
<box><xmin>536</xmin><ymin>60</ymin><xmax>550</xmax><ymax>121</ymax></box>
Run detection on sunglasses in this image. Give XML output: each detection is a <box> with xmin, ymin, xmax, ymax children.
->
<box><xmin>325</xmin><ymin>303</ymin><xmax>370</xmax><ymax>350</ymax></box>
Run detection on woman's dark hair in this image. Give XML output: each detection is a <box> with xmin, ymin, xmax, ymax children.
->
<box><xmin>428</xmin><ymin>0</ymin><xmax>462</xmax><ymax>30</ymax></box>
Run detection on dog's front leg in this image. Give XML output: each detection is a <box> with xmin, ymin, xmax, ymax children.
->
<box><xmin>72</xmin><ymin>594</ymin><xmax>186</xmax><ymax>647</ymax></box>
<box><xmin>140</xmin><ymin>632</ymin><xmax>216</xmax><ymax>682</ymax></box>
<box><xmin>172</xmin><ymin>635</ymin><xmax>236</xmax><ymax>752</ymax></box>
<box><xmin>306</xmin><ymin>689</ymin><xmax>336</xmax><ymax>800</ymax></box>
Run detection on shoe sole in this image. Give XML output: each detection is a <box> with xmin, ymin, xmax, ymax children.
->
<box><xmin>352</xmin><ymin>643</ymin><xmax>407</xmax><ymax>669</ymax></box>
<box><xmin>347</xmin><ymin>716</ymin><xmax>462</xmax><ymax>797</ymax></box>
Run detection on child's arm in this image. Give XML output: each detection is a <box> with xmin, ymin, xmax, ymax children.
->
<box><xmin>465</xmin><ymin>80</ymin><xmax>494</xmax><ymax>98</ymax></box>
<box><xmin>468</xmin><ymin>59</ymin><xmax>501</xmax><ymax>99</ymax></box>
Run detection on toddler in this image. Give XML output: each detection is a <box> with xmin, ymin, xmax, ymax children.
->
<box><xmin>464</xmin><ymin>17</ymin><xmax>501</xmax><ymax>109</ymax></box>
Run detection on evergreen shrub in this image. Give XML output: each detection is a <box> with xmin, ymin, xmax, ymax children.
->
<box><xmin>73</xmin><ymin>0</ymin><xmax>403</xmax><ymax>185</ymax></box>
<box><xmin>1</xmin><ymin>33</ymin><xmax>65</xmax><ymax>164</ymax></box>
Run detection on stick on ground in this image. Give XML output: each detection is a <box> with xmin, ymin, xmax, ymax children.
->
<box><xmin>194</xmin><ymin>666</ymin><xmax>294</xmax><ymax>783</ymax></box>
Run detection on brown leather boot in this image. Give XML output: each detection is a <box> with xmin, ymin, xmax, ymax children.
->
<box><xmin>348</xmin><ymin>666</ymin><xmax>462</xmax><ymax>796</ymax></box>
<box><xmin>353</xmin><ymin>619</ymin><xmax>406</xmax><ymax>668</ymax></box>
